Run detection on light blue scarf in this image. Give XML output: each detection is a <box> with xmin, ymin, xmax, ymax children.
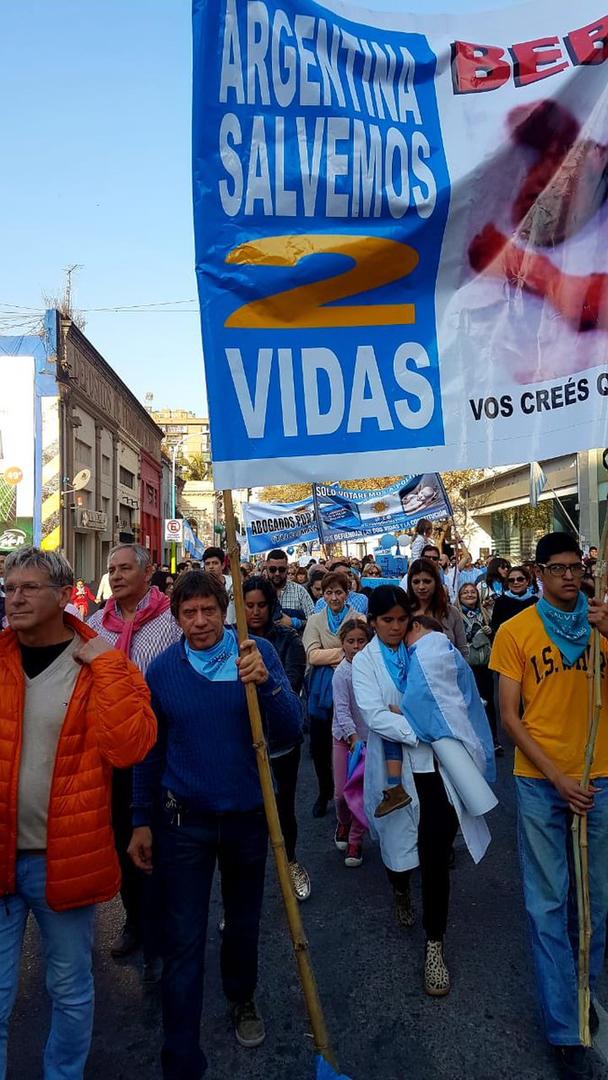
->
<box><xmin>185</xmin><ymin>629</ymin><xmax>239</xmax><ymax>681</ymax></box>
<box><xmin>378</xmin><ymin>639</ymin><xmax>409</xmax><ymax>692</ymax></box>
<box><xmin>327</xmin><ymin>605</ymin><xmax>349</xmax><ymax>635</ymax></box>
<box><xmin>504</xmin><ymin>587</ymin><xmax>536</xmax><ymax>601</ymax></box>
<box><xmin>536</xmin><ymin>592</ymin><xmax>590</xmax><ymax>666</ymax></box>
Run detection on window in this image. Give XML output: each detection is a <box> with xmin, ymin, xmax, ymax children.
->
<box><xmin>75</xmin><ymin>439</ymin><xmax>92</xmax><ymax>467</ymax></box>
<box><xmin>102</xmin><ymin>454</ymin><xmax>111</xmax><ymax>476</ymax></box>
<box><xmin>119</xmin><ymin>466</ymin><xmax>134</xmax><ymax>489</ymax></box>
<box><xmin>102</xmin><ymin>497</ymin><xmax>110</xmax><ymax>517</ymax></box>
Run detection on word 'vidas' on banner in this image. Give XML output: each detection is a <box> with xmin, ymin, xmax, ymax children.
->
<box><xmin>193</xmin><ymin>0</ymin><xmax>608</xmax><ymax>487</ymax></box>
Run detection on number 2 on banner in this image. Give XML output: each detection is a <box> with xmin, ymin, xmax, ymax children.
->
<box><xmin>224</xmin><ymin>235</ymin><xmax>419</xmax><ymax>329</ymax></box>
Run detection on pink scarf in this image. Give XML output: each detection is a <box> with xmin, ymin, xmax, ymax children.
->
<box><xmin>101</xmin><ymin>585</ymin><xmax>170</xmax><ymax>657</ymax></box>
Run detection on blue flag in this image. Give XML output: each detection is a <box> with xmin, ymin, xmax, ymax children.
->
<box><xmin>529</xmin><ymin>462</ymin><xmax>548</xmax><ymax>509</ymax></box>
<box><xmin>316</xmin><ymin>1056</ymin><xmax>352</xmax><ymax>1080</ymax></box>
<box><xmin>403</xmin><ymin>632</ymin><xmax>496</xmax><ymax>782</ymax></box>
<box><xmin>183</xmin><ymin>519</ymin><xmax>205</xmax><ymax>560</ymax></box>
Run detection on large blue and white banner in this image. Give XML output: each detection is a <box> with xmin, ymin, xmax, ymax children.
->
<box><xmin>193</xmin><ymin>0</ymin><xmax>608</xmax><ymax>488</ymax></box>
<box><xmin>313</xmin><ymin>473</ymin><xmax>450</xmax><ymax>543</ymax></box>
<box><xmin>244</xmin><ymin>495</ymin><xmax>317</xmax><ymax>554</ymax></box>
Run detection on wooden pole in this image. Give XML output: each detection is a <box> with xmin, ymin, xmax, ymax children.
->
<box><xmin>223</xmin><ymin>488</ymin><xmax>338</xmax><ymax>1071</ymax></box>
<box><xmin>572</xmin><ymin>513</ymin><xmax>608</xmax><ymax>1043</ymax></box>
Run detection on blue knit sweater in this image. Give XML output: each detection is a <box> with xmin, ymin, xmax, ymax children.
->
<box><xmin>132</xmin><ymin>636</ymin><xmax>303</xmax><ymax>826</ymax></box>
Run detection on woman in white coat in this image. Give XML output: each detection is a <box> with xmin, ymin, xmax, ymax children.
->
<box><xmin>352</xmin><ymin>586</ymin><xmax>491</xmax><ymax>997</ymax></box>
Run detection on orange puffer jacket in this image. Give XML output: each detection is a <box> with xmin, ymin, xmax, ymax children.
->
<box><xmin>0</xmin><ymin>614</ymin><xmax>157</xmax><ymax>911</ymax></box>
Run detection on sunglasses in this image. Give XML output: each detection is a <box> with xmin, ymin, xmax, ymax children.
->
<box><xmin>508</xmin><ymin>576</ymin><xmax>527</xmax><ymax>585</ymax></box>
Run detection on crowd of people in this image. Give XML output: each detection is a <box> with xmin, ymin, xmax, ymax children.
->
<box><xmin>0</xmin><ymin>528</ymin><xmax>606</xmax><ymax>1080</ymax></box>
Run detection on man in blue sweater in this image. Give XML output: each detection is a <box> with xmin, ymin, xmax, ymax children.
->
<box><xmin>128</xmin><ymin>571</ymin><xmax>303</xmax><ymax>1080</ymax></box>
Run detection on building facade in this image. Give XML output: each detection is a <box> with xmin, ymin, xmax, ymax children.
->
<box><xmin>149</xmin><ymin>408</ymin><xmax>211</xmax><ymax>469</ymax></box>
<box><xmin>57</xmin><ymin>315</ymin><xmax>164</xmax><ymax>580</ymax></box>
<box><xmin>0</xmin><ymin>311</ymin><xmax>164</xmax><ymax>583</ymax></box>
<box><xmin>179</xmin><ymin>480</ymin><xmax>216</xmax><ymax>549</ymax></box>
<box><xmin>463</xmin><ymin>451</ymin><xmax>607</xmax><ymax>559</ymax></box>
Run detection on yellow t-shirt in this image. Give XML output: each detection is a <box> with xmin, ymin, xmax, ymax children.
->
<box><xmin>490</xmin><ymin>604</ymin><xmax>608</xmax><ymax>780</ymax></box>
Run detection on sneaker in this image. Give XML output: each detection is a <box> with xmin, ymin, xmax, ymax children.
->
<box><xmin>424</xmin><ymin>940</ymin><xmax>450</xmax><ymax>997</ymax></box>
<box><xmin>374</xmin><ymin>783</ymin><xmax>413</xmax><ymax>818</ymax></box>
<box><xmin>334</xmin><ymin>823</ymin><xmax>350</xmax><ymax>851</ymax></box>
<box><xmin>289</xmin><ymin>861</ymin><xmax>311</xmax><ymax>901</ymax></box>
<box><xmin>394</xmin><ymin>887</ymin><xmax>415</xmax><ymax>928</ymax></box>
<box><xmin>345</xmin><ymin>843</ymin><xmax>363</xmax><ymax>868</ymax></box>
<box><xmin>110</xmin><ymin>923</ymin><xmax>141</xmax><ymax>959</ymax></box>
<box><xmin>232</xmin><ymin>999</ymin><xmax>266</xmax><ymax>1048</ymax></box>
<box><xmin>555</xmin><ymin>1045</ymin><xmax>593</xmax><ymax>1079</ymax></box>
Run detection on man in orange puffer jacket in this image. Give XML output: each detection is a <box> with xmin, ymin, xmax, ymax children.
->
<box><xmin>0</xmin><ymin>547</ymin><xmax>157</xmax><ymax>1080</ymax></box>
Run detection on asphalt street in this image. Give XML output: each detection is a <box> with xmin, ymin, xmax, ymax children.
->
<box><xmin>7</xmin><ymin>745</ymin><xmax>608</xmax><ymax>1080</ymax></box>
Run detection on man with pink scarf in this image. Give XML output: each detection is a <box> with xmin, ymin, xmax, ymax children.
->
<box><xmin>88</xmin><ymin>543</ymin><xmax>181</xmax><ymax>977</ymax></box>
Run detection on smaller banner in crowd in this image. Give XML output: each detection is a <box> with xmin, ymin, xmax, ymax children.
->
<box><xmin>313</xmin><ymin>474</ymin><xmax>451</xmax><ymax>545</ymax></box>
<box><xmin>244</xmin><ymin>496</ymin><xmax>317</xmax><ymax>555</ymax></box>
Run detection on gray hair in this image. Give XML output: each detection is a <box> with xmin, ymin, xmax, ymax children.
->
<box><xmin>4</xmin><ymin>547</ymin><xmax>74</xmax><ymax>587</ymax></box>
<box><xmin>108</xmin><ymin>543</ymin><xmax>151</xmax><ymax>571</ymax></box>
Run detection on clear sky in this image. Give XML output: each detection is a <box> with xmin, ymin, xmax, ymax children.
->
<box><xmin>2</xmin><ymin>0</ymin><xmax>512</xmax><ymax>415</ymax></box>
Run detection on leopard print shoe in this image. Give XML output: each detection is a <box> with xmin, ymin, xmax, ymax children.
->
<box><xmin>424</xmin><ymin>939</ymin><xmax>450</xmax><ymax>997</ymax></box>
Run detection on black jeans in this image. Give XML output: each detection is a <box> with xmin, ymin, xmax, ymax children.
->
<box><xmin>112</xmin><ymin>767</ymin><xmax>160</xmax><ymax>958</ymax></box>
<box><xmin>471</xmin><ymin>663</ymin><xmax>498</xmax><ymax>742</ymax></box>
<box><xmin>158</xmin><ymin>806</ymin><xmax>268</xmax><ymax>1080</ymax></box>
<box><xmin>271</xmin><ymin>744</ymin><xmax>301</xmax><ymax>862</ymax></box>
<box><xmin>309</xmin><ymin>713</ymin><xmax>334</xmax><ymax>802</ymax></box>
<box><xmin>386</xmin><ymin>769</ymin><xmax>458</xmax><ymax>940</ymax></box>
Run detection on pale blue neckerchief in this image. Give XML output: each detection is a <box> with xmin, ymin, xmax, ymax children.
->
<box><xmin>536</xmin><ymin>592</ymin><xmax>590</xmax><ymax>666</ymax></box>
<box><xmin>185</xmin><ymin>628</ymin><xmax>239</xmax><ymax>681</ymax></box>
<box><xmin>326</xmin><ymin>605</ymin><xmax>349</xmax><ymax>635</ymax></box>
<box><xmin>504</xmin><ymin>587</ymin><xmax>536</xmax><ymax>601</ymax></box>
<box><xmin>378</xmin><ymin>639</ymin><xmax>409</xmax><ymax>692</ymax></box>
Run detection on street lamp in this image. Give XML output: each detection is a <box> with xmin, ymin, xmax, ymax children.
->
<box><xmin>170</xmin><ymin>439</ymin><xmax>185</xmax><ymax>573</ymax></box>
<box><xmin>169</xmin><ymin>432</ymin><xmax>201</xmax><ymax>571</ymax></box>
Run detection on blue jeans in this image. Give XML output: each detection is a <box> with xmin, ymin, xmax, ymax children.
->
<box><xmin>157</xmin><ymin>806</ymin><xmax>268</xmax><ymax>1080</ymax></box>
<box><xmin>0</xmin><ymin>854</ymin><xmax>95</xmax><ymax>1080</ymax></box>
<box><xmin>516</xmin><ymin>776</ymin><xmax>608</xmax><ymax>1045</ymax></box>
<box><xmin>383</xmin><ymin>740</ymin><xmax>403</xmax><ymax>762</ymax></box>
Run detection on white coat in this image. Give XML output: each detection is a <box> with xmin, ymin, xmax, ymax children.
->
<box><xmin>352</xmin><ymin>636</ymin><xmax>491</xmax><ymax>872</ymax></box>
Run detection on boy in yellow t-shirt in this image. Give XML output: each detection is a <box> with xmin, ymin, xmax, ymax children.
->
<box><xmin>490</xmin><ymin>532</ymin><xmax>608</xmax><ymax>1080</ymax></box>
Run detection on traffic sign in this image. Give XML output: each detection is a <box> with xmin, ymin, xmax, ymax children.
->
<box><xmin>164</xmin><ymin>518</ymin><xmax>183</xmax><ymax>543</ymax></box>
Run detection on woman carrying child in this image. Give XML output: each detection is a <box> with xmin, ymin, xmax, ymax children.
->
<box><xmin>332</xmin><ymin>618</ymin><xmax>373</xmax><ymax>868</ymax></box>
<box><xmin>353</xmin><ymin>588</ymin><xmax>495</xmax><ymax>997</ymax></box>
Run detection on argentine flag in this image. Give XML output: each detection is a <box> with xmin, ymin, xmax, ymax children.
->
<box><xmin>403</xmin><ymin>633</ymin><xmax>496</xmax><ymax>783</ymax></box>
<box><xmin>529</xmin><ymin>462</ymin><xmax>548</xmax><ymax>509</ymax></box>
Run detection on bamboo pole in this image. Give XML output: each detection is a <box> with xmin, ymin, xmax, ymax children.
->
<box><xmin>572</xmin><ymin>516</ymin><xmax>608</xmax><ymax>1044</ymax></box>
<box><xmin>223</xmin><ymin>489</ymin><xmax>338</xmax><ymax>1071</ymax></box>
